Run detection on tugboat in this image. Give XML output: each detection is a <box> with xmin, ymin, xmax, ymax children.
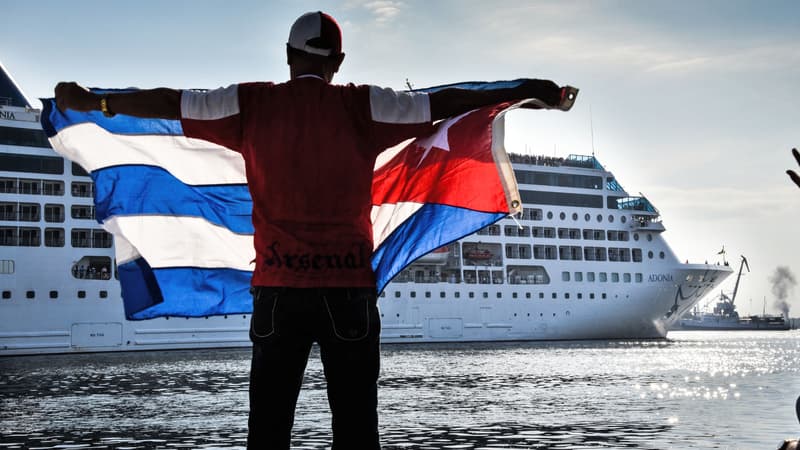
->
<box><xmin>679</xmin><ymin>255</ymin><xmax>790</xmax><ymax>330</ymax></box>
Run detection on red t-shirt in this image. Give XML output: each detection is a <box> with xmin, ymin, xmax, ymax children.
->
<box><xmin>180</xmin><ymin>76</ymin><xmax>434</xmax><ymax>287</ymax></box>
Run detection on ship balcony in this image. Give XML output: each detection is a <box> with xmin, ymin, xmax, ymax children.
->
<box><xmin>630</xmin><ymin>214</ymin><xmax>665</xmax><ymax>232</ymax></box>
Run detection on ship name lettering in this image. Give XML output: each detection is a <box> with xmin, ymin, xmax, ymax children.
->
<box><xmin>648</xmin><ymin>274</ymin><xmax>673</xmax><ymax>282</ymax></box>
<box><xmin>0</xmin><ymin>111</ymin><xmax>16</xmax><ymax>120</ymax></box>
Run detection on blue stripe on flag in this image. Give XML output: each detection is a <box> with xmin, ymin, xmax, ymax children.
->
<box><xmin>92</xmin><ymin>165</ymin><xmax>253</xmax><ymax>233</ymax></box>
<box><xmin>119</xmin><ymin>258</ymin><xmax>253</xmax><ymax>320</ymax></box>
<box><xmin>41</xmin><ymin>97</ymin><xmax>183</xmax><ymax>138</ymax></box>
<box><xmin>372</xmin><ymin>204</ymin><xmax>505</xmax><ymax>292</ymax></box>
<box><xmin>415</xmin><ymin>79</ymin><xmax>526</xmax><ymax>94</ymax></box>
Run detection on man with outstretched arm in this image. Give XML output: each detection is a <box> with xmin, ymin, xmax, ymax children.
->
<box><xmin>55</xmin><ymin>11</ymin><xmax>568</xmax><ymax>450</ymax></box>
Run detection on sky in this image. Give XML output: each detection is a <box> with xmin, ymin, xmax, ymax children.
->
<box><xmin>3</xmin><ymin>0</ymin><xmax>799</xmax><ymax>316</ymax></box>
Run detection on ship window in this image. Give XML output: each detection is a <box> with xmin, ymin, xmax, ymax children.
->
<box><xmin>611</xmin><ymin>273</ymin><xmax>620</xmax><ymax>282</ymax></box>
<box><xmin>26</xmin><ymin>290</ymin><xmax>35</xmax><ymax>299</ymax></box>
<box><xmin>410</xmin><ymin>291</ymin><xmax>416</xmax><ymax>298</ymax></box>
<box><xmin>599</xmin><ymin>272</ymin><xmax>608</xmax><ymax>282</ymax></box>
<box><xmin>0</xmin><ymin>151</ymin><xmax>62</xmax><ymax>172</ymax></box>
<box><xmin>469</xmin><ymin>292</ymin><xmax>474</xmax><ymax>298</ymax></box>
<box><xmin>543</xmin><ymin>227</ymin><xmax>556</xmax><ymax>238</ymax></box>
<box><xmin>513</xmin><ymin>170</ymin><xmax>603</xmax><ymax>189</ymax></box>
<box><xmin>71</xmin><ymin>204</ymin><xmax>95</xmax><ymax>220</ymax></box>
<box><xmin>476</xmin><ymin>224</ymin><xmax>500</xmax><ymax>236</ymax></box>
<box><xmin>575</xmin><ymin>272</ymin><xmax>583</xmax><ymax>282</ymax></box>
<box><xmin>529</xmin><ymin>208</ymin><xmax>543</xmax><ymax>220</ymax></box>
<box><xmin>0</xmin><ymin>177</ymin><xmax>17</xmax><ymax>193</ymax></box>
<box><xmin>539</xmin><ymin>292</ymin><xmax>544</xmax><ymax>299</ymax></box>
<box><xmin>71</xmin><ymin>181</ymin><xmax>94</xmax><ymax>198</ymax></box>
<box><xmin>565</xmin><ymin>293</ymin><xmax>570</xmax><ymax>299</ymax></box>
<box><xmin>78</xmin><ymin>290</ymin><xmax>86</xmax><ymax>299</ymax></box>
<box><xmin>463</xmin><ymin>270</ymin><xmax>477</xmax><ymax>284</ymax></box>
<box><xmin>0</xmin><ymin>260</ymin><xmax>13</xmax><ymax>274</ymax></box>
<box><xmin>648</xmin><ymin>250</ymin><xmax>654</xmax><ymax>259</ymax></box>
<box><xmin>623</xmin><ymin>273</ymin><xmax>631</xmax><ymax>283</ymax></box>
<box><xmin>584</xmin><ymin>213</ymin><xmax>590</xmax><ymax>221</ymax></box>
<box><xmin>659</xmin><ymin>251</ymin><xmax>665</xmax><ymax>259</ymax></box>
<box><xmin>483</xmin><ymin>292</ymin><xmax>488</xmax><ymax>298</ymax></box>
<box><xmin>512</xmin><ymin>293</ymin><xmax>518</xmax><ymax>299</ymax></box>
<box><xmin>99</xmin><ymin>290</ymin><xmax>108</xmax><ymax>298</ymax></box>
<box><xmin>18</xmin><ymin>227</ymin><xmax>40</xmax><ymax>246</ymax></box>
<box><xmin>45</xmin><ymin>228</ymin><xmax>65</xmax><ymax>247</ymax></box>
<box><xmin>71</xmin><ymin>229</ymin><xmax>91</xmax><ymax>248</ymax></box>
<box><xmin>562</xmin><ymin>271</ymin><xmax>570</xmax><ymax>282</ymax></box>
<box><xmin>633</xmin><ymin>233</ymin><xmax>639</xmax><ymax>241</ymax></box>
<box><xmin>572</xmin><ymin>213</ymin><xmax>578</xmax><ymax>221</ymax></box>
<box><xmin>632</xmin><ymin>249</ymin><xmax>642</xmax><ymax>262</ymax></box>
<box><xmin>71</xmin><ymin>257</ymin><xmax>112</xmax><ymax>280</ymax></box>
<box><xmin>647</xmin><ymin>234</ymin><xmax>653</xmax><ymax>242</ymax></box>
<box><xmin>18</xmin><ymin>179</ymin><xmax>40</xmax><ymax>195</ymax></box>
<box><xmin>42</xmin><ymin>180</ymin><xmax>64</xmax><ymax>196</ymax></box>
<box><xmin>608</xmin><ymin>215</ymin><xmax>615</xmax><ymax>223</ymax></box>
<box><xmin>2</xmin><ymin>290</ymin><xmax>10</xmax><ymax>299</ymax></box>
<box><xmin>552</xmin><ymin>292</ymin><xmax>557</xmax><ymax>299</ymax></box>
<box><xmin>587</xmin><ymin>272</ymin><xmax>595</xmax><ymax>282</ymax></box>
<box><xmin>621</xmin><ymin>216</ymin><xmax>627</xmax><ymax>224</ymax></box>
<box><xmin>477</xmin><ymin>270</ymin><xmax>491</xmax><ymax>284</ymax></box>
<box><xmin>454</xmin><ymin>292</ymin><xmax>460</xmax><ymax>298</ymax></box>
<box><xmin>394</xmin><ymin>291</ymin><xmax>400</xmax><ymax>298</ymax></box>
<box><xmin>602</xmin><ymin>293</ymin><xmax>607</xmax><ymax>299</ymax></box>
<box><xmin>0</xmin><ymin>227</ymin><xmax>17</xmax><ymax>246</ymax></box>
<box><xmin>597</xmin><ymin>214</ymin><xmax>603</xmax><ymax>222</ymax></box>
<box><xmin>547</xmin><ymin>211</ymin><xmax>553</xmax><ymax>219</ymax></box>
<box><xmin>635</xmin><ymin>273</ymin><xmax>643</xmax><ymax>283</ymax></box>
<box><xmin>526</xmin><ymin>293</ymin><xmax>531</xmax><ymax>299</ymax></box>
<box><xmin>0</xmin><ymin>202</ymin><xmax>15</xmax><ymax>220</ymax></box>
<box><xmin>594</xmin><ymin>230</ymin><xmax>604</xmax><ymax>240</ymax></box>
<box><xmin>49</xmin><ymin>290</ymin><xmax>58</xmax><ymax>299</ymax></box>
<box><xmin>520</xmin><ymin>189</ymin><xmax>604</xmax><ymax>208</ymax></box>
<box><xmin>559</xmin><ymin>212</ymin><xmax>566</xmax><ymax>220</ymax></box>
<box><xmin>440</xmin><ymin>292</ymin><xmax>445</xmax><ymax>298</ymax></box>
<box><xmin>18</xmin><ymin>203</ymin><xmax>40</xmax><ymax>221</ymax></box>
<box><xmin>590</xmin><ymin>293</ymin><xmax>595</xmax><ymax>299</ymax></box>
<box><xmin>425</xmin><ymin>291</ymin><xmax>430</xmax><ymax>298</ymax></box>
<box><xmin>44</xmin><ymin>204</ymin><xmax>64</xmax><ymax>222</ymax></box>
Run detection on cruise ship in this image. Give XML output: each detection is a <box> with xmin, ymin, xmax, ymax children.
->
<box><xmin>0</xmin><ymin>63</ymin><xmax>732</xmax><ymax>355</ymax></box>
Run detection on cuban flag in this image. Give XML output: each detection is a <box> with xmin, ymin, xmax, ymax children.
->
<box><xmin>41</xmin><ymin>80</ymin><xmax>555</xmax><ymax>320</ymax></box>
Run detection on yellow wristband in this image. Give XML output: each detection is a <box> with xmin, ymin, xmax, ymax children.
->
<box><xmin>100</xmin><ymin>96</ymin><xmax>115</xmax><ymax>118</ymax></box>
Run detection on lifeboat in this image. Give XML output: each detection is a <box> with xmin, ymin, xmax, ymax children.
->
<box><xmin>416</xmin><ymin>246</ymin><xmax>450</xmax><ymax>264</ymax></box>
<box><xmin>465</xmin><ymin>249</ymin><xmax>493</xmax><ymax>260</ymax></box>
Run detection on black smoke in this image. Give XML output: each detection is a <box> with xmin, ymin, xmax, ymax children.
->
<box><xmin>769</xmin><ymin>266</ymin><xmax>796</xmax><ymax>318</ymax></box>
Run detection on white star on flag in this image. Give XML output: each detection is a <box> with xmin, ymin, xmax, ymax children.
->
<box><xmin>414</xmin><ymin>110</ymin><xmax>473</xmax><ymax>167</ymax></box>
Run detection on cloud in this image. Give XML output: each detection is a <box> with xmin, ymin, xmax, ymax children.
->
<box><xmin>346</xmin><ymin>0</ymin><xmax>405</xmax><ymax>23</ymax></box>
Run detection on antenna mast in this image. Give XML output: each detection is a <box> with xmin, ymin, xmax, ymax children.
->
<box><xmin>590</xmin><ymin>105</ymin><xmax>596</xmax><ymax>157</ymax></box>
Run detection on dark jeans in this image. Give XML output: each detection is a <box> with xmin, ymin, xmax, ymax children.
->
<box><xmin>247</xmin><ymin>286</ymin><xmax>381</xmax><ymax>450</ymax></box>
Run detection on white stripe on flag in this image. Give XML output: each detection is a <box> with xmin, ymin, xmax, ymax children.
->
<box><xmin>50</xmin><ymin>123</ymin><xmax>247</xmax><ymax>185</ymax></box>
<box><xmin>103</xmin><ymin>216</ymin><xmax>255</xmax><ymax>270</ymax></box>
<box><xmin>371</xmin><ymin>201</ymin><xmax>424</xmax><ymax>249</ymax></box>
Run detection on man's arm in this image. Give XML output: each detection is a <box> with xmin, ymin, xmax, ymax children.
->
<box><xmin>54</xmin><ymin>82</ymin><xmax>181</xmax><ymax>120</ymax></box>
<box><xmin>428</xmin><ymin>79</ymin><xmax>562</xmax><ymax>121</ymax></box>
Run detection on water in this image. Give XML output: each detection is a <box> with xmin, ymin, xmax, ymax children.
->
<box><xmin>1</xmin><ymin>331</ymin><xmax>799</xmax><ymax>449</ymax></box>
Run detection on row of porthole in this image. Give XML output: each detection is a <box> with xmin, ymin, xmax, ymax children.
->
<box><xmin>1</xmin><ymin>290</ymin><xmax>108</xmax><ymax>300</ymax></box>
<box><xmin>380</xmin><ymin>291</ymin><xmax>611</xmax><ymax>300</ymax></box>
<box><xmin>543</xmin><ymin>211</ymin><xmax>627</xmax><ymax>224</ymax></box>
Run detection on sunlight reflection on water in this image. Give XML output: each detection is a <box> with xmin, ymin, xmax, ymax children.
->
<box><xmin>1</xmin><ymin>330</ymin><xmax>798</xmax><ymax>449</ymax></box>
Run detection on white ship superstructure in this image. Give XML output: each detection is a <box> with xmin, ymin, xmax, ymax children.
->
<box><xmin>0</xmin><ymin>65</ymin><xmax>731</xmax><ymax>355</ymax></box>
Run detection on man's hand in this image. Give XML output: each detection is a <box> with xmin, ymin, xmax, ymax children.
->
<box><xmin>787</xmin><ymin>148</ymin><xmax>800</xmax><ymax>189</ymax></box>
<box><xmin>55</xmin><ymin>82</ymin><xmax>100</xmax><ymax>113</ymax></box>
<box><xmin>519</xmin><ymin>79</ymin><xmax>561</xmax><ymax>107</ymax></box>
